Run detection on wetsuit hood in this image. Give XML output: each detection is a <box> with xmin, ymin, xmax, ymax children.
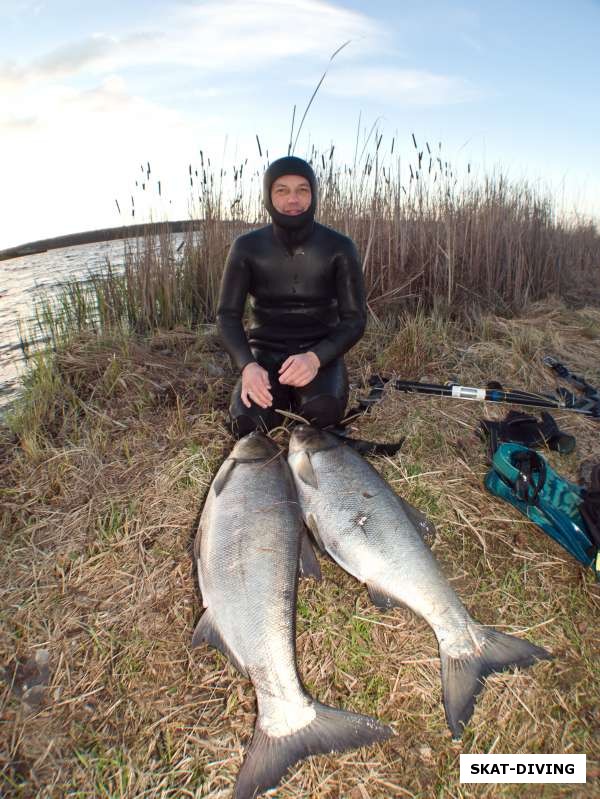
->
<box><xmin>263</xmin><ymin>156</ymin><xmax>317</xmax><ymax>239</ymax></box>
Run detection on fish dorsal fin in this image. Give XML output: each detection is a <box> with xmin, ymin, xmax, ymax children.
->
<box><xmin>367</xmin><ymin>582</ymin><xmax>403</xmax><ymax>610</ymax></box>
<box><xmin>213</xmin><ymin>458</ymin><xmax>237</xmax><ymax>496</ymax></box>
<box><xmin>296</xmin><ymin>451</ymin><xmax>318</xmax><ymax>488</ymax></box>
<box><xmin>191</xmin><ymin>611</ymin><xmax>248</xmax><ymax>676</ymax></box>
<box><xmin>299</xmin><ymin>529</ymin><xmax>322</xmax><ymax>581</ymax></box>
<box><xmin>305</xmin><ymin>513</ymin><xmax>326</xmax><ymax>553</ymax></box>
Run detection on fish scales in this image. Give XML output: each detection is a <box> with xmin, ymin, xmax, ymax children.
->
<box><xmin>193</xmin><ymin>432</ymin><xmax>392</xmax><ymax>799</ymax></box>
<box><xmin>292</xmin><ymin>437</ymin><xmax>472</xmax><ymax>651</ymax></box>
<box><xmin>198</xmin><ymin>451</ymin><xmax>304</xmax><ymax>719</ymax></box>
<box><xmin>288</xmin><ymin>426</ymin><xmax>552</xmax><ymax>739</ymax></box>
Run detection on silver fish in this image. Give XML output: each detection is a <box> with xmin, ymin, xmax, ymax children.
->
<box><xmin>288</xmin><ymin>426</ymin><xmax>552</xmax><ymax>738</ymax></box>
<box><xmin>192</xmin><ymin>432</ymin><xmax>392</xmax><ymax>799</ymax></box>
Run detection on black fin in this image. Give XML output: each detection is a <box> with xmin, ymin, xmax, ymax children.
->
<box><xmin>296</xmin><ymin>451</ymin><xmax>318</xmax><ymax>488</ymax></box>
<box><xmin>299</xmin><ymin>529</ymin><xmax>322</xmax><ymax>581</ymax></box>
<box><xmin>330</xmin><ymin>429</ymin><xmax>404</xmax><ymax>456</ymax></box>
<box><xmin>440</xmin><ymin>627</ymin><xmax>552</xmax><ymax>739</ymax></box>
<box><xmin>305</xmin><ymin>512</ymin><xmax>326</xmax><ymax>553</ymax></box>
<box><xmin>213</xmin><ymin>458</ymin><xmax>237</xmax><ymax>496</ymax></box>
<box><xmin>191</xmin><ymin>611</ymin><xmax>248</xmax><ymax>676</ymax></box>
<box><xmin>367</xmin><ymin>582</ymin><xmax>403</xmax><ymax>610</ymax></box>
<box><xmin>234</xmin><ymin>701</ymin><xmax>393</xmax><ymax>799</ymax></box>
<box><xmin>398</xmin><ymin>498</ymin><xmax>436</xmax><ymax>545</ymax></box>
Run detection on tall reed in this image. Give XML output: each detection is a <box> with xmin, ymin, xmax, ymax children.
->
<box><xmin>20</xmin><ymin>135</ymin><xmax>600</xmax><ymax>356</ymax></box>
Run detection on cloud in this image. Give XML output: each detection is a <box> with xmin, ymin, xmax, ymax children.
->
<box><xmin>0</xmin><ymin>0</ymin><xmax>381</xmax><ymax>92</ymax></box>
<box><xmin>2</xmin><ymin>115</ymin><xmax>38</xmax><ymax>131</ymax></box>
<box><xmin>0</xmin><ymin>76</ymin><xmax>150</xmax><ymax>140</ymax></box>
<box><xmin>1</xmin><ymin>0</ymin><xmax>45</xmax><ymax>21</ymax></box>
<box><xmin>176</xmin><ymin>0</ymin><xmax>381</xmax><ymax>66</ymax></box>
<box><xmin>307</xmin><ymin>65</ymin><xmax>480</xmax><ymax>106</ymax></box>
<box><xmin>0</xmin><ymin>31</ymin><xmax>163</xmax><ymax>90</ymax></box>
<box><xmin>0</xmin><ymin>74</ymin><xmax>180</xmax><ymax>135</ymax></box>
<box><xmin>33</xmin><ymin>35</ymin><xmax>124</xmax><ymax>77</ymax></box>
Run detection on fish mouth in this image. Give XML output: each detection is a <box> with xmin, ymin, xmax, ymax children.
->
<box><xmin>232</xmin><ymin>431</ymin><xmax>282</xmax><ymax>461</ymax></box>
<box><xmin>288</xmin><ymin>425</ymin><xmax>339</xmax><ymax>454</ymax></box>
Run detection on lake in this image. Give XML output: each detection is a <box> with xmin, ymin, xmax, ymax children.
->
<box><xmin>0</xmin><ymin>235</ymin><xmax>183</xmax><ymax>413</ymax></box>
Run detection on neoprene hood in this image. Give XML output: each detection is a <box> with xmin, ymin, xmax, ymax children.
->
<box><xmin>262</xmin><ymin>156</ymin><xmax>317</xmax><ymax>230</ymax></box>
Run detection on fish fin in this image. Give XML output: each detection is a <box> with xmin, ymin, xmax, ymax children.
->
<box><xmin>213</xmin><ymin>458</ymin><xmax>237</xmax><ymax>496</ymax></box>
<box><xmin>440</xmin><ymin>627</ymin><xmax>552</xmax><ymax>739</ymax></box>
<box><xmin>299</xmin><ymin>529</ymin><xmax>322</xmax><ymax>581</ymax></box>
<box><xmin>398</xmin><ymin>499</ymin><xmax>436</xmax><ymax>546</ymax></box>
<box><xmin>366</xmin><ymin>582</ymin><xmax>403</xmax><ymax>610</ymax></box>
<box><xmin>305</xmin><ymin>513</ymin><xmax>326</xmax><ymax>553</ymax></box>
<box><xmin>234</xmin><ymin>700</ymin><xmax>393</xmax><ymax>799</ymax></box>
<box><xmin>296</xmin><ymin>451</ymin><xmax>318</xmax><ymax>488</ymax></box>
<box><xmin>191</xmin><ymin>611</ymin><xmax>248</xmax><ymax>676</ymax></box>
<box><xmin>196</xmin><ymin>558</ymin><xmax>206</xmax><ymax>601</ymax></box>
<box><xmin>192</xmin><ymin>527</ymin><xmax>202</xmax><ymax>562</ymax></box>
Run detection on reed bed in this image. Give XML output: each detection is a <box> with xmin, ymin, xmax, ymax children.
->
<box><xmin>2</xmin><ymin>301</ymin><xmax>600</xmax><ymax>798</ymax></box>
<box><xmin>4</xmin><ymin>137</ymin><xmax>600</xmax><ymax>797</ymax></box>
<box><xmin>19</xmin><ymin>136</ymin><xmax>600</xmax><ymax>360</ymax></box>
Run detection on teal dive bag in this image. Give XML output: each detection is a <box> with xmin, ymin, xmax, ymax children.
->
<box><xmin>484</xmin><ymin>443</ymin><xmax>599</xmax><ymax>578</ymax></box>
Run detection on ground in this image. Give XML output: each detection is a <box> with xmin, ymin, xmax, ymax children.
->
<box><xmin>1</xmin><ymin>300</ymin><xmax>599</xmax><ymax>798</ymax></box>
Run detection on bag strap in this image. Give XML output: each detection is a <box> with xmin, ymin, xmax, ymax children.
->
<box><xmin>510</xmin><ymin>449</ymin><xmax>547</xmax><ymax>503</ymax></box>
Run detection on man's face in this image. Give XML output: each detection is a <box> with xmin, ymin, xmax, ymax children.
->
<box><xmin>271</xmin><ymin>174</ymin><xmax>312</xmax><ymax>215</ymax></box>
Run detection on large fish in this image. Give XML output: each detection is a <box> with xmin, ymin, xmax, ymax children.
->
<box><xmin>288</xmin><ymin>425</ymin><xmax>552</xmax><ymax>738</ymax></box>
<box><xmin>192</xmin><ymin>432</ymin><xmax>393</xmax><ymax>799</ymax></box>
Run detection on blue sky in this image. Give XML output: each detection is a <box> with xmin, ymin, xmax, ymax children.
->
<box><xmin>1</xmin><ymin>0</ymin><xmax>599</xmax><ymax>249</ymax></box>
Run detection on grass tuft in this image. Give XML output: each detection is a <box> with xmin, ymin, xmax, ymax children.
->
<box><xmin>2</xmin><ymin>301</ymin><xmax>599</xmax><ymax>796</ymax></box>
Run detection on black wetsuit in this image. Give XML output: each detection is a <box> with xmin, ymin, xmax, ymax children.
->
<box><xmin>216</xmin><ymin>156</ymin><xmax>366</xmax><ymax>436</ymax></box>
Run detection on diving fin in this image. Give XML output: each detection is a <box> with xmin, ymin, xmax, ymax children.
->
<box><xmin>329</xmin><ymin>427</ymin><xmax>404</xmax><ymax>456</ymax></box>
<box><xmin>480</xmin><ymin>411</ymin><xmax>575</xmax><ymax>455</ymax></box>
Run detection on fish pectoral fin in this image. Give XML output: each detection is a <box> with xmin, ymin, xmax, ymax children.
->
<box><xmin>191</xmin><ymin>611</ymin><xmax>248</xmax><ymax>676</ymax></box>
<box><xmin>367</xmin><ymin>582</ymin><xmax>403</xmax><ymax>610</ymax></box>
<box><xmin>305</xmin><ymin>513</ymin><xmax>326</xmax><ymax>554</ymax></box>
<box><xmin>299</xmin><ymin>529</ymin><xmax>322</xmax><ymax>581</ymax></box>
<box><xmin>440</xmin><ymin>626</ymin><xmax>552</xmax><ymax>739</ymax></box>
<box><xmin>398</xmin><ymin>498</ymin><xmax>437</xmax><ymax>546</ymax></box>
<box><xmin>212</xmin><ymin>458</ymin><xmax>237</xmax><ymax>496</ymax></box>
<box><xmin>235</xmin><ymin>700</ymin><xmax>393</xmax><ymax>799</ymax></box>
<box><xmin>296</xmin><ymin>451</ymin><xmax>318</xmax><ymax>488</ymax></box>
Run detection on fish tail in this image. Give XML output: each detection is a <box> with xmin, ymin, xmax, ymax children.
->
<box><xmin>234</xmin><ymin>701</ymin><xmax>393</xmax><ymax>799</ymax></box>
<box><xmin>440</xmin><ymin>626</ymin><xmax>552</xmax><ymax>739</ymax></box>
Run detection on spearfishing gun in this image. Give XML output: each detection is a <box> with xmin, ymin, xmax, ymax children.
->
<box><xmin>542</xmin><ymin>356</ymin><xmax>600</xmax><ymax>416</ymax></box>
<box><xmin>346</xmin><ymin>357</ymin><xmax>600</xmax><ymax>420</ymax></box>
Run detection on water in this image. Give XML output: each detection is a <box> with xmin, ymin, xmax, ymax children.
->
<box><xmin>0</xmin><ymin>235</ymin><xmax>183</xmax><ymax>413</ymax></box>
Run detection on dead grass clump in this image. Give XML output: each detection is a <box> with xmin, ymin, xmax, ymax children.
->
<box><xmin>2</xmin><ymin>300</ymin><xmax>600</xmax><ymax>797</ymax></box>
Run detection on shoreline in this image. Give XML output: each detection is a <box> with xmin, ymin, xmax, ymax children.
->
<box><xmin>0</xmin><ymin>219</ymin><xmax>242</xmax><ymax>262</ymax></box>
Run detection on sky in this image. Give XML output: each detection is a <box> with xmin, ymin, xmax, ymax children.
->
<box><xmin>1</xmin><ymin>0</ymin><xmax>599</xmax><ymax>250</ymax></box>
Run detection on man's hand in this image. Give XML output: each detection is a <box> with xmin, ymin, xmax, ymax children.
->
<box><xmin>241</xmin><ymin>362</ymin><xmax>273</xmax><ymax>409</ymax></box>
<box><xmin>279</xmin><ymin>351</ymin><xmax>320</xmax><ymax>387</ymax></box>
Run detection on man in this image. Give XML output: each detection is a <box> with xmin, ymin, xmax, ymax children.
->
<box><xmin>217</xmin><ymin>155</ymin><xmax>367</xmax><ymax>437</ymax></box>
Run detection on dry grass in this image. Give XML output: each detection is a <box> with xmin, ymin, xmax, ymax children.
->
<box><xmin>2</xmin><ymin>303</ymin><xmax>600</xmax><ymax>798</ymax></box>
<box><xmin>18</xmin><ymin>140</ymin><xmax>600</xmax><ymax>367</ymax></box>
